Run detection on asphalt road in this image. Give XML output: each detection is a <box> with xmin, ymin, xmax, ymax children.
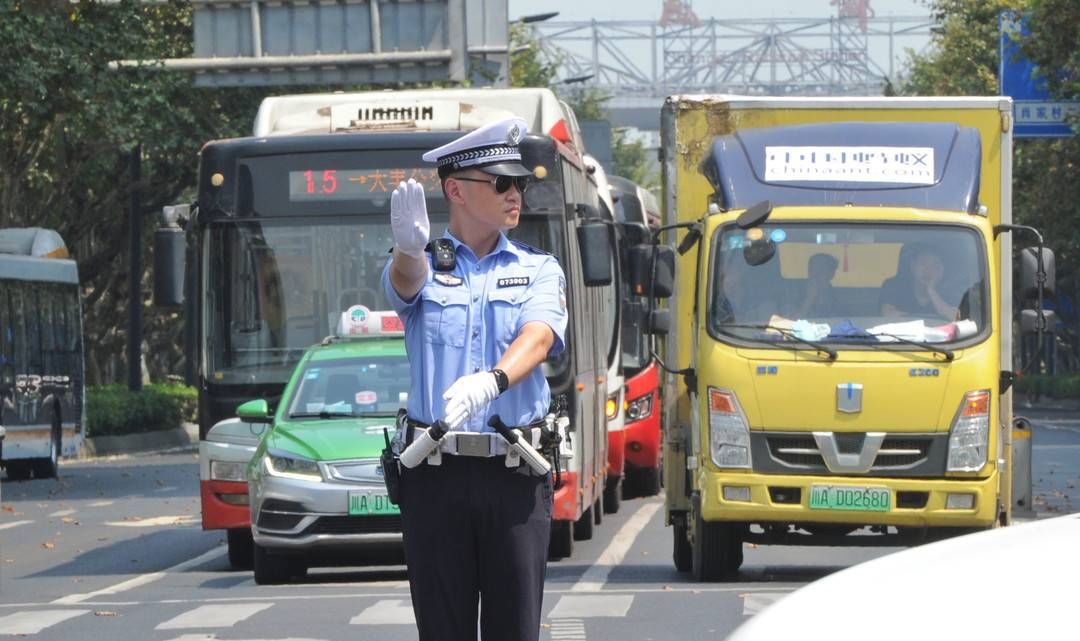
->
<box><xmin>1</xmin><ymin>407</ymin><xmax>1076</xmax><ymax>641</ymax></box>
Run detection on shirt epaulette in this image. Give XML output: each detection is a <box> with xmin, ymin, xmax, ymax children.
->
<box><xmin>509</xmin><ymin>240</ymin><xmax>551</xmax><ymax>257</ymax></box>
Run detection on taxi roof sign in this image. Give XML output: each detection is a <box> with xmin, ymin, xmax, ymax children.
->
<box><xmin>336</xmin><ymin>305</ymin><xmax>405</xmax><ymax>339</ymax></box>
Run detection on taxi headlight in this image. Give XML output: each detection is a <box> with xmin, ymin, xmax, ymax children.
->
<box><xmin>707</xmin><ymin>387</ymin><xmax>751</xmax><ymax>469</ymax></box>
<box><xmin>265</xmin><ymin>451</ymin><xmax>323</xmax><ymax>481</ymax></box>
<box><xmin>210</xmin><ymin>460</ymin><xmax>247</xmax><ymax>482</ymax></box>
<box><xmin>947</xmin><ymin>390</ymin><xmax>990</xmax><ymax>473</ymax></box>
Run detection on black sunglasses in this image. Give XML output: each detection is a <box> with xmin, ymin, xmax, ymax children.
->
<box><xmin>453</xmin><ymin>174</ymin><xmax>530</xmax><ymax>194</ymax></box>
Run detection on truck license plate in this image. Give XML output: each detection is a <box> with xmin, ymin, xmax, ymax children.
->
<box><xmin>808</xmin><ymin>485</ymin><xmax>890</xmax><ymax>512</ymax></box>
<box><xmin>347</xmin><ymin>490</ymin><xmax>400</xmax><ymax>516</ymax></box>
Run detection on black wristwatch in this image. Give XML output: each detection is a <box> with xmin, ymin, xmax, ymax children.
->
<box><xmin>490</xmin><ymin>368</ymin><xmax>509</xmax><ymax>395</ymax></box>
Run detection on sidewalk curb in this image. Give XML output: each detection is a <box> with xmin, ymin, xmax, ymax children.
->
<box><xmin>78</xmin><ymin>423</ymin><xmax>199</xmax><ymax>459</ymax></box>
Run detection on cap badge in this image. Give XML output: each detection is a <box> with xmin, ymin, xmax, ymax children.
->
<box><xmin>506</xmin><ymin>123</ymin><xmax>522</xmax><ymax>145</ymax></box>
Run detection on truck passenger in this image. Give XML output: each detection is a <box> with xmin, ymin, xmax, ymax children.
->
<box><xmin>880</xmin><ymin>244</ymin><xmax>957</xmax><ymax>320</ymax></box>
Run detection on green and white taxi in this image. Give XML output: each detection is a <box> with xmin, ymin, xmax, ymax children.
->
<box><xmin>241</xmin><ymin>306</ymin><xmax>409</xmax><ymax>584</ymax></box>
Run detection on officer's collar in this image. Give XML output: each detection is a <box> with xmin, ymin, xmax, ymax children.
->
<box><xmin>442</xmin><ymin>230</ymin><xmax>512</xmax><ymax>262</ymax></box>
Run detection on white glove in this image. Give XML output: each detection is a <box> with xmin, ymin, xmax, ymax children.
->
<box><xmin>390</xmin><ymin>179</ymin><xmax>430</xmax><ymax>258</ymax></box>
<box><xmin>442</xmin><ymin>371</ymin><xmax>500</xmax><ymax>431</ymax></box>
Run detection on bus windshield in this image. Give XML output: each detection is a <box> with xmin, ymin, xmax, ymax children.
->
<box><xmin>709</xmin><ymin>223</ymin><xmax>990</xmax><ymax>346</ymax></box>
<box><xmin>206</xmin><ymin>216</ymin><xmax>448</xmax><ymax>385</ymax></box>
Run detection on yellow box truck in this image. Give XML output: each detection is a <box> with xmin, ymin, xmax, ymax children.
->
<box><xmin>644</xmin><ymin>96</ymin><xmax>1053</xmax><ymax>580</ymax></box>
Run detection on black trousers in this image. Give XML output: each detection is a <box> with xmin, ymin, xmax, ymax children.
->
<box><xmin>399</xmin><ymin>455</ymin><xmax>552</xmax><ymax>641</ymax></box>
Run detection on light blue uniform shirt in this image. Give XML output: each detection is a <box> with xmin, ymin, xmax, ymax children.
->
<box><xmin>381</xmin><ymin>231</ymin><xmax>567</xmax><ymax>433</ymax></box>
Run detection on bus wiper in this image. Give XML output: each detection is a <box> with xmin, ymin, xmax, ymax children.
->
<box><xmin>288</xmin><ymin>411</ymin><xmax>356</xmax><ymax>419</ymax></box>
<box><xmin>869</xmin><ymin>333</ymin><xmax>955</xmax><ymax>361</ymax></box>
<box><xmin>719</xmin><ymin>323</ymin><xmax>838</xmax><ymax>361</ymax></box>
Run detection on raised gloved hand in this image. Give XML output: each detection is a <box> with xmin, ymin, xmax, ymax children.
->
<box><xmin>442</xmin><ymin>371</ymin><xmax>500</xmax><ymax>431</ymax></box>
<box><xmin>390</xmin><ymin>179</ymin><xmax>430</xmax><ymax>258</ymax></box>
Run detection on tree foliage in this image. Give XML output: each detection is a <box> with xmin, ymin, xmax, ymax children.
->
<box><xmin>0</xmin><ymin>1</ymin><xmax>264</xmax><ymax>384</ymax></box>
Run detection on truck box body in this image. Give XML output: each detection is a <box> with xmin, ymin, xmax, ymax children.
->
<box><xmin>659</xmin><ymin>96</ymin><xmax>1016</xmax><ymax>570</ymax></box>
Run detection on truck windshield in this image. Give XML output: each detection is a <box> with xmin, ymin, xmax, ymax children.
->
<box><xmin>286</xmin><ymin>355</ymin><xmax>410</xmax><ymax>418</ymax></box>
<box><xmin>709</xmin><ymin>223</ymin><xmax>989</xmax><ymax>346</ymax></box>
<box><xmin>206</xmin><ymin>216</ymin><xmax>448</xmax><ymax>385</ymax></box>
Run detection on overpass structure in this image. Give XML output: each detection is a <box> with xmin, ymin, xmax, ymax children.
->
<box><xmin>532</xmin><ymin>11</ymin><xmax>932</xmax><ymax>130</ymax></box>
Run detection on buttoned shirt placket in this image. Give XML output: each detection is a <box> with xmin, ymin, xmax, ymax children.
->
<box><xmin>459</xmin><ymin>244</ymin><xmax>494</xmax><ymax>433</ymax></box>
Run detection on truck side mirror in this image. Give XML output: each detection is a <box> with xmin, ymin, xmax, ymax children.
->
<box><xmin>237</xmin><ymin>399</ymin><xmax>273</xmax><ymax>424</ymax></box>
<box><xmin>153</xmin><ymin>205</ymin><xmax>188</xmax><ymax>308</ymax></box>
<box><xmin>648</xmin><ymin>308</ymin><xmax>670</xmax><ymax>336</ymax></box>
<box><xmin>577</xmin><ymin>220</ymin><xmax>613</xmax><ymax>286</ymax></box>
<box><xmin>1020</xmin><ymin>308</ymin><xmax>1057</xmax><ymax>334</ymax></box>
<box><xmin>1020</xmin><ymin>247</ymin><xmax>1055</xmax><ymax>299</ymax></box>
<box><xmin>736</xmin><ymin>200</ymin><xmax>773</xmax><ymax>229</ymax></box>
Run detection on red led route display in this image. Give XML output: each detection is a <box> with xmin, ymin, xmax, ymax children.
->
<box><xmin>289</xmin><ymin>168</ymin><xmax>444</xmax><ymax>201</ymax></box>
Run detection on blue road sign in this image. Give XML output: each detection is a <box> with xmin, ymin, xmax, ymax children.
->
<box><xmin>999</xmin><ymin>11</ymin><xmax>1078</xmax><ymax>139</ymax></box>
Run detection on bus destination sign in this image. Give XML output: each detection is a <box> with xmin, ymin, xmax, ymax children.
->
<box><xmin>289</xmin><ymin>168</ymin><xmax>443</xmax><ymax>201</ymax></box>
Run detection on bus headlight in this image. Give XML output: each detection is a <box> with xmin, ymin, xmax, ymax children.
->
<box><xmin>947</xmin><ymin>390</ymin><xmax>990</xmax><ymax>472</ymax></box>
<box><xmin>606</xmin><ymin>391</ymin><xmax>620</xmax><ymax>420</ymax></box>
<box><xmin>707</xmin><ymin>387</ymin><xmax>751</xmax><ymax>469</ymax></box>
<box><xmin>265</xmin><ymin>451</ymin><xmax>323</xmax><ymax>481</ymax></box>
<box><xmin>625</xmin><ymin>392</ymin><xmax>653</xmax><ymax>421</ymax></box>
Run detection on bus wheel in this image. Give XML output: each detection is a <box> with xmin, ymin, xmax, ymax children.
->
<box><xmin>638</xmin><ymin>466</ymin><xmax>661</xmax><ymax>497</ymax></box>
<box><xmin>672</xmin><ymin>514</ymin><xmax>692</xmax><ymax>573</ymax></box>
<box><xmin>574</xmin><ymin>505</ymin><xmax>595</xmax><ymax>541</ymax></box>
<box><xmin>227</xmin><ymin>528</ymin><xmax>254</xmax><ymax>570</ymax></box>
<box><xmin>548</xmin><ymin>520</ymin><xmax>574</xmax><ymax>560</ymax></box>
<box><xmin>603</xmin><ymin>476</ymin><xmax>622</xmax><ymax>514</ymax></box>
<box><xmin>253</xmin><ymin>543</ymin><xmax>293</xmax><ymax>585</ymax></box>
<box><xmin>593</xmin><ymin>498</ymin><xmax>603</xmax><ymax>526</ymax></box>
<box><xmin>691</xmin><ymin>509</ymin><xmax>738</xmax><ymax>582</ymax></box>
<box><xmin>32</xmin><ymin>418</ymin><xmax>62</xmax><ymax>479</ymax></box>
<box><xmin>5</xmin><ymin>461</ymin><xmax>32</xmax><ymax>481</ymax></box>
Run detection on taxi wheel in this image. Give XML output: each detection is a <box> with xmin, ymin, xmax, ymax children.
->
<box><xmin>548</xmin><ymin>520</ymin><xmax>574</xmax><ymax>560</ymax></box>
<box><xmin>253</xmin><ymin>543</ymin><xmax>293</xmax><ymax>585</ymax></box>
<box><xmin>227</xmin><ymin>528</ymin><xmax>254</xmax><ymax>570</ymax></box>
<box><xmin>574</xmin><ymin>505</ymin><xmax>595</xmax><ymax>541</ymax></box>
<box><xmin>672</xmin><ymin>515</ymin><xmax>692</xmax><ymax>573</ymax></box>
<box><xmin>691</xmin><ymin>509</ymin><xmax>737</xmax><ymax>582</ymax></box>
<box><xmin>603</xmin><ymin>477</ymin><xmax>621</xmax><ymax>515</ymax></box>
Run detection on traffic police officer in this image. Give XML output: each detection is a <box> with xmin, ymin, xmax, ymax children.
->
<box><xmin>381</xmin><ymin>117</ymin><xmax>567</xmax><ymax>641</ymax></box>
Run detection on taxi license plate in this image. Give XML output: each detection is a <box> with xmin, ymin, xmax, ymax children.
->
<box><xmin>809</xmin><ymin>485</ymin><xmax>890</xmax><ymax>512</ymax></box>
<box><xmin>347</xmin><ymin>490</ymin><xmax>400</xmax><ymax>516</ymax></box>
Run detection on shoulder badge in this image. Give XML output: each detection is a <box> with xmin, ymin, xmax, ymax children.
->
<box><xmin>509</xmin><ymin>239</ymin><xmax>551</xmax><ymax>256</ymax></box>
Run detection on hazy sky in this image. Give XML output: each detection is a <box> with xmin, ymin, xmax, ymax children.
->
<box><xmin>507</xmin><ymin>0</ymin><xmax>931</xmax><ymax>23</ymax></box>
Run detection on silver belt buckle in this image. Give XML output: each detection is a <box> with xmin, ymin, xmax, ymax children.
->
<box><xmin>455</xmin><ymin>432</ymin><xmax>492</xmax><ymax>457</ymax></box>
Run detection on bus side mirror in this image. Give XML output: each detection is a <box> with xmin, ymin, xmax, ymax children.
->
<box><xmin>153</xmin><ymin>205</ymin><xmax>188</xmax><ymax>308</ymax></box>
<box><xmin>652</xmin><ymin>247</ymin><xmax>675</xmax><ymax>298</ymax></box>
<box><xmin>237</xmin><ymin>399</ymin><xmax>273</xmax><ymax>424</ymax></box>
<box><xmin>577</xmin><ymin>220</ymin><xmax>613</xmax><ymax>286</ymax></box>
<box><xmin>628</xmin><ymin>245</ymin><xmax>673</xmax><ymax>299</ymax></box>
<box><xmin>1020</xmin><ymin>247</ymin><xmax>1055</xmax><ymax>299</ymax></box>
<box><xmin>648</xmin><ymin>308</ymin><xmax>670</xmax><ymax>336</ymax></box>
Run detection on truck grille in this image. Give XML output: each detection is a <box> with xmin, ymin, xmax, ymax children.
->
<box><xmin>758</xmin><ymin>432</ymin><xmax>941</xmax><ymax>476</ymax></box>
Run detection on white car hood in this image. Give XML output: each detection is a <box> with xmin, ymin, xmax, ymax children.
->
<box><xmin>728</xmin><ymin>514</ymin><xmax>1080</xmax><ymax>641</ymax></box>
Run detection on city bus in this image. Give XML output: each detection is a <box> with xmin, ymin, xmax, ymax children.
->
<box><xmin>609</xmin><ymin>175</ymin><xmax>663</xmax><ymax>497</ymax></box>
<box><xmin>0</xmin><ymin>228</ymin><xmax>85</xmax><ymax>480</ymax></box>
<box><xmin>155</xmin><ymin>89</ymin><xmax>615</xmax><ymax>564</ymax></box>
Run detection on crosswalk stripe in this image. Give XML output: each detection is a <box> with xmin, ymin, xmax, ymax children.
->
<box><xmin>742</xmin><ymin>592</ymin><xmax>788</xmax><ymax>616</ymax></box>
<box><xmin>548</xmin><ymin>595</ymin><xmax>633</xmax><ymax>619</ymax></box>
<box><xmin>549</xmin><ymin>618</ymin><xmax>587</xmax><ymax>640</ymax></box>
<box><xmin>0</xmin><ymin>609</ymin><xmax>89</xmax><ymax>635</ymax></box>
<box><xmin>0</xmin><ymin>520</ymin><xmax>33</xmax><ymax>531</ymax></box>
<box><xmin>156</xmin><ymin>603</ymin><xmax>274</xmax><ymax>629</ymax></box>
<box><xmin>350</xmin><ymin>599</ymin><xmax>416</xmax><ymax>625</ymax></box>
<box><xmin>571</xmin><ymin>501</ymin><xmax>662</xmax><ymax>592</ymax></box>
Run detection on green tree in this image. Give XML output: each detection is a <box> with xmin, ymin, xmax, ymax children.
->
<box><xmin>509</xmin><ymin>22</ymin><xmax>560</xmax><ymax>89</ymax></box>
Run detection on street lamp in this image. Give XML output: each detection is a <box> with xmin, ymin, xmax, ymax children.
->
<box><xmin>516</xmin><ymin>12</ymin><xmax>559</xmax><ymax>24</ymax></box>
<box><xmin>554</xmin><ymin>74</ymin><xmax>594</xmax><ymax>85</ymax></box>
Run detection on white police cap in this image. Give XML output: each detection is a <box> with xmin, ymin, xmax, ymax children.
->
<box><xmin>422</xmin><ymin>117</ymin><xmax>532</xmax><ymax>178</ymax></box>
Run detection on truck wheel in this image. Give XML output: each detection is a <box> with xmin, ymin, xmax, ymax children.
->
<box><xmin>593</xmin><ymin>498</ymin><xmax>603</xmax><ymax>526</ymax></box>
<box><xmin>253</xmin><ymin>543</ymin><xmax>293</xmax><ymax>585</ymax></box>
<box><xmin>691</xmin><ymin>508</ymin><xmax>736</xmax><ymax>582</ymax></box>
<box><xmin>32</xmin><ymin>418</ymin><xmax>62</xmax><ymax>479</ymax></box>
<box><xmin>603</xmin><ymin>476</ymin><xmax>622</xmax><ymax>514</ymax></box>
<box><xmin>5</xmin><ymin>461</ymin><xmax>31</xmax><ymax>481</ymax></box>
<box><xmin>227</xmin><ymin>528</ymin><xmax>254</xmax><ymax>570</ymax></box>
<box><xmin>574</xmin><ymin>505</ymin><xmax>595</xmax><ymax>541</ymax></box>
<box><xmin>672</xmin><ymin>515</ymin><xmax>692</xmax><ymax>573</ymax></box>
<box><xmin>548</xmin><ymin>520</ymin><xmax>574</xmax><ymax>560</ymax></box>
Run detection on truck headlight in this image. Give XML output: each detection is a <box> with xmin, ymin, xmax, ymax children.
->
<box><xmin>210</xmin><ymin>460</ymin><xmax>247</xmax><ymax>482</ymax></box>
<box><xmin>947</xmin><ymin>390</ymin><xmax>990</xmax><ymax>472</ymax></box>
<box><xmin>625</xmin><ymin>392</ymin><xmax>653</xmax><ymax>421</ymax></box>
<box><xmin>707</xmin><ymin>387</ymin><xmax>751</xmax><ymax>469</ymax></box>
<box><xmin>265</xmin><ymin>451</ymin><xmax>323</xmax><ymax>481</ymax></box>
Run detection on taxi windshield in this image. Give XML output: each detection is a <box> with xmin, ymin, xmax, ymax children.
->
<box><xmin>709</xmin><ymin>222</ymin><xmax>989</xmax><ymax>346</ymax></box>
<box><xmin>286</xmin><ymin>355</ymin><xmax>410</xmax><ymax>418</ymax></box>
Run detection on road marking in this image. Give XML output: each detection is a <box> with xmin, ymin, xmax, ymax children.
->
<box><xmin>570</xmin><ymin>500</ymin><xmax>662</xmax><ymax>592</ymax></box>
<box><xmin>548</xmin><ymin>595</ymin><xmax>633</xmax><ymax>619</ymax></box>
<box><xmin>0</xmin><ymin>609</ymin><xmax>89</xmax><ymax>635</ymax></box>
<box><xmin>105</xmin><ymin>515</ymin><xmax>199</xmax><ymax>528</ymax></box>
<box><xmin>1033</xmin><ymin>444</ymin><xmax>1080</xmax><ymax>450</ymax></box>
<box><xmin>741</xmin><ymin>592</ymin><xmax>789</xmax><ymax>616</ymax></box>
<box><xmin>155</xmin><ymin>485</ymin><xmax>179</xmax><ymax>493</ymax></box>
<box><xmin>87</xmin><ymin>500</ymin><xmax>115</xmax><ymax>508</ymax></box>
<box><xmin>49</xmin><ymin>509</ymin><xmax>76</xmax><ymax>518</ymax></box>
<box><xmin>52</xmin><ymin>545</ymin><xmax>226</xmax><ymax>605</ymax></box>
<box><xmin>350</xmin><ymin>599</ymin><xmax>416</xmax><ymax>625</ymax></box>
<box><xmin>0</xmin><ymin>520</ymin><xmax>33</xmax><ymax>531</ymax></box>
<box><xmin>549</xmin><ymin>618</ymin><xmax>587</xmax><ymax>640</ymax></box>
<box><xmin>157</xmin><ymin>603</ymin><xmax>274</xmax><ymax>629</ymax></box>
<box><xmin>164</xmin><ymin>635</ymin><xmax>327</xmax><ymax>641</ymax></box>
